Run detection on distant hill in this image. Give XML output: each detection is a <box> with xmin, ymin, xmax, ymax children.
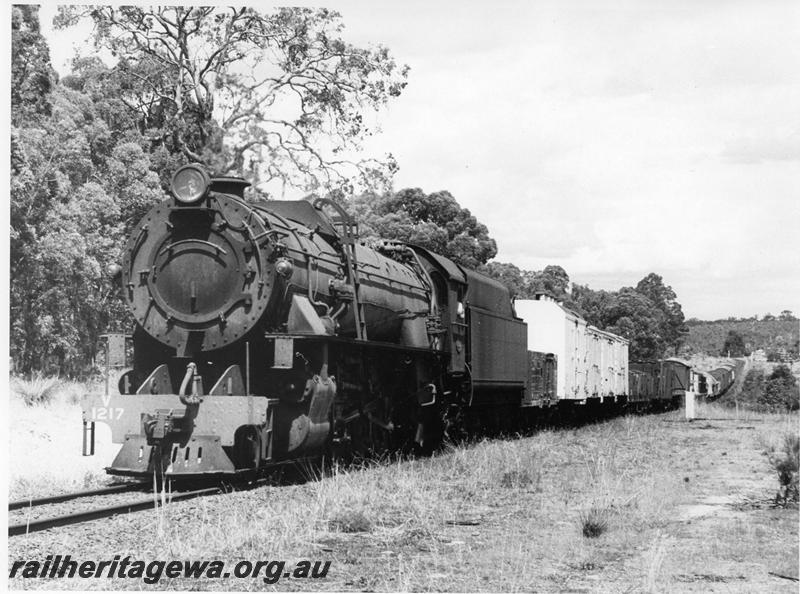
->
<box><xmin>681</xmin><ymin>318</ymin><xmax>799</xmax><ymax>358</ymax></box>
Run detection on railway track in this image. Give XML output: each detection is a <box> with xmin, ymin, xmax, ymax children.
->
<box><xmin>8</xmin><ymin>482</ymin><xmax>232</xmax><ymax>537</ymax></box>
<box><xmin>9</xmin><ymin>463</ymin><xmax>322</xmax><ymax>538</ymax></box>
<box><xmin>9</xmin><ymin>482</ymin><xmax>147</xmax><ymax>512</ymax></box>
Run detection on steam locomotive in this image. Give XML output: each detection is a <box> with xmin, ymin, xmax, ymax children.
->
<box><xmin>82</xmin><ymin>165</ymin><xmax>691</xmax><ymax>479</ymax></box>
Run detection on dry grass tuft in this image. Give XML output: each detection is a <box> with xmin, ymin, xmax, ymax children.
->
<box><xmin>12</xmin><ymin>373</ymin><xmax>63</xmax><ymax>406</ymax></box>
<box><xmin>643</xmin><ymin>531</ymin><xmax>668</xmax><ymax>592</ymax></box>
<box><xmin>328</xmin><ymin>509</ymin><xmax>373</xmax><ymax>533</ymax></box>
<box><xmin>500</xmin><ymin>469</ymin><xmax>533</xmax><ymax>488</ymax></box>
<box><xmin>579</xmin><ymin>506</ymin><xmax>610</xmax><ymax>538</ymax></box>
<box><xmin>9</xmin><ymin>374</ymin><xmax>102</xmax><ymax>407</ymax></box>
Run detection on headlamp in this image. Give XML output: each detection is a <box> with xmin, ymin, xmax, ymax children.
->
<box><xmin>170</xmin><ymin>164</ymin><xmax>210</xmax><ymax>204</ymax></box>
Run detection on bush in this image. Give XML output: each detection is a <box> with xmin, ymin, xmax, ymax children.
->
<box><xmin>761</xmin><ymin>365</ymin><xmax>800</xmax><ymax>412</ymax></box>
<box><xmin>726</xmin><ymin>366</ymin><xmax>798</xmax><ymax>412</ymax></box>
<box><xmin>767</xmin><ymin>351</ymin><xmax>782</xmax><ymax>362</ymax></box>
<box><xmin>724</xmin><ymin>368</ymin><xmax>764</xmax><ymax>409</ymax></box>
<box><xmin>767</xmin><ymin>434</ymin><xmax>799</xmax><ymax>506</ymax></box>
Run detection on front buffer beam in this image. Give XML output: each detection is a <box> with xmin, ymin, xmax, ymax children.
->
<box><xmin>82</xmin><ymin>393</ymin><xmax>269</xmax><ymax>477</ymax></box>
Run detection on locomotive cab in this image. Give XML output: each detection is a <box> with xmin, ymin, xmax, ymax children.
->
<box><xmin>401</xmin><ymin>246</ymin><xmax>469</xmax><ymax>372</ymax></box>
<box><xmin>405</xmin><ymin>246</ymin><xmax>528</xmax><ymax>407</ymax></box>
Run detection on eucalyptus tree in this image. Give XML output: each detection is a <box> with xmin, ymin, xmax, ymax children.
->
<box><xmin>635</xmin><ymin>272</ymin><xmax>687</xmax><ymax>351</ymax></box>
<box><xmin>55</xmin><ymin>6</ymin><xmax>408</xmax><ymax>196</ymax></box>
<box><xmin>11</xmin><ymin>5</ymin><xmax>56</xmax><ymax>122</ymax></box>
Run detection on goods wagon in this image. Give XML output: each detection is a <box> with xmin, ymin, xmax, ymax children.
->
<box><xmin>693</xmin><ymin>370</ymin><xmax>719</xmax><ymax>397</ymax></box>
<box><xmin>514</xmin><ymin>295</ymin><xmax>629</xmax><ymax>402</ymax></box>
<box><xmin>629</xmin><ymin>361</ymin><xmax>660</xmax><ymax>403</ymax></box>
<box><xmin>660</xmin><ymin>358</ymin><xmax>693</xmax><ymax>404</ymax></box>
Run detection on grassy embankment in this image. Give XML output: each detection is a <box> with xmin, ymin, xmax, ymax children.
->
<box><xmin>8</xmin><ymin>376</ymin><xmax>800</xmax><ymax>592</ymax></box>
<box><xmin>8</xmin><ymin>376</ymin><xmax>114</xmax><ymax>500</ymax></box>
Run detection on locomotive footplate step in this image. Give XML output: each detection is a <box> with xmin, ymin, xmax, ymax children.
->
<box><xmin>111</xmin><ymin>434</ymin><xmax>235</xmax><ymax>476</ymax></box>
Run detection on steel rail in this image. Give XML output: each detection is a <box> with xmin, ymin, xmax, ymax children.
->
<box><xmin>9</xmin><ymin>483</ymin><xmax>150</xmax><ymax>512</ymax></box>
<box><xmin>9</xmin><ymin>486</ymin><xmax>221</xmax><ymax>537</ymax></box>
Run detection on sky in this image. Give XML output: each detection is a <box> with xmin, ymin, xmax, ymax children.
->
<box><xmin>36</xmin><ymin>1</ymin><xmax>800</xmax><ymax>320</ymax></box>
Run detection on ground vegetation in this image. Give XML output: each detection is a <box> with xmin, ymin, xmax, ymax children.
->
<box><xmin>8</xmin><ymin>384</ymin><xmax>799</xmax><ymax>591</ymax></box>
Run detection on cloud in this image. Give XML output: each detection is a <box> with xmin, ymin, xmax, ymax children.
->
<box><xmin>600</xmin><ymin>71</ymin><xmax>652</xmax><ymax>98</ymax></box>
<box><xmin>722</xmin><ymin>132</ymin><xmax>800</xmax><ymax>164</ymax></box>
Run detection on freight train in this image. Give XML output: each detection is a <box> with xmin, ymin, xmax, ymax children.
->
<box><xmin>708</xmin><ymin>361</ymin><xmax>738</xmax><ymax>396</ymax></box>
<box><xmin>82</xmin><ymin>165</ymin><xmax>695</xmax><ymax>480</ymax></box>
<box><xmin>696</xmin><ymin>360</ymin><xmax>742</xmax><ymax>398</ymax></box>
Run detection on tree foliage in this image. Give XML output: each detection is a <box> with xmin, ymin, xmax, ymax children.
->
<box><xmin>683</xmin><ymin>318</ymin><xmax>798</xmax><ymax>358</ymax></box>
<box><xmin>567</xmin><ymin>274</ymin><xmax>687</xmax><ymax>360</ymax></box>
<box><xmin>763</xmin><ymin>365</ymin><xmax>800</xmax><ymax>411</ymax></box>
<box><xmin>735</xmin><ymin>366</ymin><xmax>799</xmax><ymax>412</ymax></box>
<box><xmin>55</xmin><ymin>6</ymin><xmax>408</xmax><ymax>196</ymax></box>
<box><xmin>635</xmin><ymin>273</ymin><xmax>686</xmax><ymax>349</ymax></box>
<box><xmin>721</xmin><ymin>330</ymin><xmax>748</xmax><ymax>357</ymax></box>
<box><xmin>478</xmin><ymin>262</ymin><xmax>526</xmax><ymax>298</ymax></box>
<box><xmin>11</xmin><ymin>5</ymin><xmax>57</xmax><ymax>122</ymax></box>
<box><xmin>11</xmin><ymin>82</ymin><xmax>165</xmax><ymax>375</ymax></box>
<box><xmin>349</xmin><ymin>188</ymin><xmax>497</xmax><ymax>268</ymax></box>
<box><xmin>478</xmin><ymin>259</ymin><xmax>687</xmax><ymax>360</ymax></box>
<box><xmin>530</xmin><ymin>265</ymin><xmax>570</xmax><ymax>301</ymax></box>
<box><xmin>479</xmin><ymin>263</ymin><xmax>571</xmax><ymax>301</ymax></box>
<box><xmin>595</xmin><ymin>288</ymin><xmax>668</xmax><ymax>360</ymax></box>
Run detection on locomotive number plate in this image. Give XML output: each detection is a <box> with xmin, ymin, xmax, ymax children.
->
<box><xmin>91</xmin><ymin>407</ymin><xmax>125</xmax><ymax>421</ymax></box>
